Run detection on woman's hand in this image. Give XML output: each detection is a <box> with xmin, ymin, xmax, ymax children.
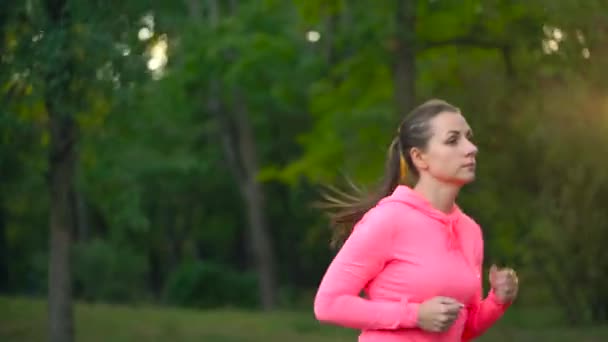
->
<box><xmin>417</xmin><ymin>296</ymin><xmax>464</xmax><ymax>332</ymax></box>
<box><xmin>489</xmin><ymin>264</ymin><xmax>519</xmax><ymax>303</ymax></box>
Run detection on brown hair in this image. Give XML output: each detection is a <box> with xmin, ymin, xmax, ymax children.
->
<box><xmin>317</xmin><ymin>99</ymin><xmax>461</xmax><ymax>248</ymax></box>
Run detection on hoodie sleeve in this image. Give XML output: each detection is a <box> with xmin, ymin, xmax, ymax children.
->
<box><xmin>313</xmin><ymin>204</ymin><xmax>420</xmax><ymax>330</ymax></box>
<box><xmin>462</xmin><ymin>228</ymin><xmax>511</xmax><ymax>341</ymax></box>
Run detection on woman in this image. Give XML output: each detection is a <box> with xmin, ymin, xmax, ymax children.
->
<box><xmin>313</xmin><ymin>99</ymin><xmax>518</xmax><ymax>341</ymax></box>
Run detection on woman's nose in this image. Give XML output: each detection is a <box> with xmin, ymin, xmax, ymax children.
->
<box><xmin>466</xmin><ymin>140</ymin><xmax>478</xmax><ymax>156</ymax></box>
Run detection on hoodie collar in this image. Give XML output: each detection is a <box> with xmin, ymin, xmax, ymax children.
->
<box><xmin>380</xmin><ymin>185</ymin><xmax>463</xmax><ymax>250</ymax></box>
<box><xmin>386</xmin><ymin>185</ymin><xmax>462</xmax><ymax>221</ymax></box>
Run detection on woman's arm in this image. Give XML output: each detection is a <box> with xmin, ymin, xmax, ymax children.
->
<box><xmin>461</xmin><ymin>285</ymin><xmax>510</xmax><ymax>340</ymax></box>
<box><xmin>461</xmin><ymin>233</ymin><xmax>511</xmax><ymax>341</ymax></box>
<box><xmin>313</xmin><ymin>204</ymin><xmax>419</xmax><ymax>330</ymax></box>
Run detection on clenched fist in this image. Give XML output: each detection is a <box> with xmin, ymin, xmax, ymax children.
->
<box><xmin>417</xmin><ymin>296</ymin><xmax>464</xmax><ymax>332</ymax></box>
<box><xmin>489</xmin><ymin>264</ymin><xmax>519</xmax><ymax>303</ymax></box>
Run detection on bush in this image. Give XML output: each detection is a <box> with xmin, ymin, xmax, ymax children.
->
<box><xmin>73</xmin><ymin>239</ymin><xmax>149</xmax><ymax>303</ymax></box>
<box><xmin>163</xmin><ymin>260</ymin><xmax>259</xmax><ymax>309</ymax></box>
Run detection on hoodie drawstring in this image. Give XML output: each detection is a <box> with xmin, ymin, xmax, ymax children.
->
<box><xmin>446</xmin><ymin>218</ymin><xmax>461</xmax><ymax>251</ymax></box>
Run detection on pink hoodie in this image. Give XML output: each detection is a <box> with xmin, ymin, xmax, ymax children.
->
<box><xmin>314</xmin><ymin>185</ymin><xmax>510</xmax><ymax>341</ymax></box>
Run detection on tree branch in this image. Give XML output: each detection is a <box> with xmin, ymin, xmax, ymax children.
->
<box><xmin>421</xmin><ymin>37</ymin><xmax>507</xmax><ymax>51</ymax></box>
<box><xmin>204</xmin><ymin>81</ymin><xmax>245</xmax><ymax>185</ymax></box>
<box><xmin>420</xmin><ymin>36</ymin><xmax>515</xmax><ymax>78</ymax></box>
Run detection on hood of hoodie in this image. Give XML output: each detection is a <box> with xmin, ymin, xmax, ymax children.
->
<box><xmin>378</xmin><ymin>185</ymin><xmax>463</xmax><ymax>250</ymax></box>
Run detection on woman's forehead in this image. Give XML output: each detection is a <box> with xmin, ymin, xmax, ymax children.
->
<box><xmin>429</xmin><ymin>112</ymin><xmax>471</xmax><ymax>133</ymax></box>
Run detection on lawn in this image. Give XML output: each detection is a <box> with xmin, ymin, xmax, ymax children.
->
<box><xmin>1</xmin><ymin>296</ymin><xmax>607</xmax><ymax>341</ymax></box>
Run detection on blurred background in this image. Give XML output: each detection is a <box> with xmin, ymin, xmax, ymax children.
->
<box><xmin>1</xmin><ymin>0</ymin><xmax>608</xmax><ymax>341</ymax></box>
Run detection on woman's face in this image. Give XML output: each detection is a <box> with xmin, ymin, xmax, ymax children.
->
<box><xmin>413</xmin><ymin>111</ymin><xmax>478</xmax><ymax>185</ymax></box>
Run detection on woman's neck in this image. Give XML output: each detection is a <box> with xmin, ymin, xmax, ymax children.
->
<box><xmin>413</xmin><ymin>178</ymin><xmax>460</xmax><ymax>214</ymax></box>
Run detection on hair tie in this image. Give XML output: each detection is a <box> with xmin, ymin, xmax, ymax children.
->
<box><xmin>399</xmin><ymin>153</ymin><xmax>407</xmax><ymax>183</ymax></box>
<box><xmin>395</xmin><ymin>127</ymin><xmax>407</xmax><ymax>184</ymax></box>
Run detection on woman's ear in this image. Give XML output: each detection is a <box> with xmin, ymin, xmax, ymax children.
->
<box><xmin>410</xmin><ymin>147</ymin><xmax>428</xmax><ymax>171</ymax></box>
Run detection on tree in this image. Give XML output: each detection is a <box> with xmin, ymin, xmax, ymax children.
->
<box><xmin>1</xmin><ymin>0</ymin><xmax>153</xmax><ymax>338</ymax></box>
<box><xmin>179</xmin><ymin>0</ymin><xmax>310</xmax><ymax>309</ymax></box>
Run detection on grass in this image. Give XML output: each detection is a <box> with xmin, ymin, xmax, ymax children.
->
<box><xmin>1</xmin><ymin>296</ymin><xmax>608</xmax><ymax>341</ymax></box>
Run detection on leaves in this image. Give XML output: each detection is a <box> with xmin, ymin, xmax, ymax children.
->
<box><xmin>2</xmin><ymin>0</ymin><xmax>608</xmax><ymax>321</ymax></box>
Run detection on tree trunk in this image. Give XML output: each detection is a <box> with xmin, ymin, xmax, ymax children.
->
<box><xmin>45</xmin><ymin>0</ymin><xmax>75</xmax><ymax>341</ymax></box>
<box><xmin>393</xmin><ymin>0</ymin><xmax>417</xmax><ymax>117</ymax></box>
<box><xmin>0</xmin><ymin>199</ymin><xmax>8</xmax><ymax>293</ymax></box>
<box><xmin>47</xmin><ymin>110</ymin><xmax>76</xmax><ymax>342</ymax></box>
<box><xmin>148</xmin><ymin>249</ymin><xmax>163</xmax><ymax>299</ymax></box>
<box><xmin>191</xmin><ymin>0</ymin><xmax>278</xmax><ymax>310</ymax></box>
<box><xmin>233</xmin><ymin>91</ymin><xmax>278</xmax><ymax>310</ymax></box>
<box><xmin>208</xmin><ymin>85</ymin><xmax>279</xmax><ymax>310</ymax></box>
<box><xmin>74</xmin><ymin>189</ymin><xmax>89</xmax><ymax>242</ymax></box>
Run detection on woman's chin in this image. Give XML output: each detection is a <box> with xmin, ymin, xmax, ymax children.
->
<box><xmin>454</xmin><ymin>173</ymin><xmax>476</xmax><ymax>186</ymax></box>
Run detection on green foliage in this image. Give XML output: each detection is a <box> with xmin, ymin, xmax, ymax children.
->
<box><xmin>517</xmin><ymin>78</ymin><xmax>608</xmax><ymax>323</ymax></box>
<box><xmin>163</xmin><ymin>260</ymin><xmax>259</xmax><ymax>309</ymax></box>
<box><xmin>3</xmin><ymin>0</ymin><xmax>608</xmax><ymax>327</ymax></box>
<box><xmin>73</xmin><ymin>239</ymin><xmax>149</xmax><ymax>303</ymax></box>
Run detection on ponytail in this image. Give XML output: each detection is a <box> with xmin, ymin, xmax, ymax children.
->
<box><xmin>317</xmin><ymin>98</ymin><xmax>459</xmax><ymax>249</ymax></box>
<box><xmin>317</xmin><ymin>136</ymin><xmax>406</xmax><ymax>249</ymax></box>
